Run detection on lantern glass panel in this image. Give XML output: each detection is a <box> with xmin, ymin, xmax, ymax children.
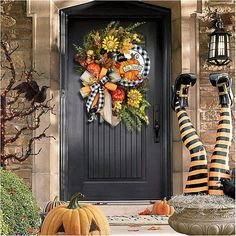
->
<box><xmin>218</xmin><ymin>35</ymin><xmax>225</xmax><ymax>56</ymax></box>
<box><xmin>209</xmin><ymin>35</ymin><xmax>216</xmax><ymax>58</ymax></box>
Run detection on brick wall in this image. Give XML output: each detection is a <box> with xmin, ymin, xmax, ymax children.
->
<box><xmin>199</xmin><ymin>1</ymin><xmax>235</xmax><ymax>170</ymax></box>
<box><xmin>1</xmin><ymin>0</ymin><xmax>33</xmax><ymax>187</ymax></box>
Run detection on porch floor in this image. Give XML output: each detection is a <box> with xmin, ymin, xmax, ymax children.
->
<box><xmin>110</xmin><ymin>225</ymin><xmax>181</xmax><ymax>235</ymax></box>
<box><xmin>98</xmin><ymin>203</ymin><xmax>181</xmax><ymax>235</ymax></box>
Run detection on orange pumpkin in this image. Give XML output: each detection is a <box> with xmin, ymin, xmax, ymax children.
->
<box><xmin>119</xmin><ymin>59</ymin><xmax>140</xmax><ymax>81</ymax></box>
<box><xmin>87</xmin><ymin>63</ymin><xmax>101</xmax><ymax>78</ymax></box>
<box><xmin>152</xmin><ymin>197</ymin><xmax>175</xmax><ymax>216</ymax></box>
<box><xmin>41</xmin><ymin>193</ymin><xmax>110</xmax><ymax>235</ymax></box>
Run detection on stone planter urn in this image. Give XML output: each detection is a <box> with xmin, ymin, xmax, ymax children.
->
<box><xmin>168</xmin><ymin>195</ymin><xmax>235</xmax><ymax>235</ymax></box>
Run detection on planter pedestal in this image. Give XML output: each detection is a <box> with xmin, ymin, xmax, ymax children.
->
<box><xmin>168</xmin><ymin>206</ymin><xmax>235</xmax><ymax>235</ymax></box>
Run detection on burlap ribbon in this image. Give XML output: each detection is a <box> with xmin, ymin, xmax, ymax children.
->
<box><xmin>80</xmin><ymin>68</ymin><xmax>120</xmax><ymax>124</ymax></box>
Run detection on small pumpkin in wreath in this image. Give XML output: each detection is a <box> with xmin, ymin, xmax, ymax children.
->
<box><xmin>42</xmin><ymin>196</ymin><xmax>66</xmax><ymax>215</ymax></box>
<box><xmin>87</xmin><ymin>62</ymin><xmax>101</xmax><ymax>78</ymax></box>
<box><xmin>41</xmin><ymin>192</ymin><xmax>110</xmax><ymax>235</ymax></box>
<box><xmin>152</xmin><ymin>197</ymin><xmax>175</xmax><ymax>216</ymax></box>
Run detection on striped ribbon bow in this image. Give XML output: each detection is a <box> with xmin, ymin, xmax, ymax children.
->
<box><xmin>86</xmin><ymin>76</ymin><xmax>109</xmax><ymax>113</ymax></box>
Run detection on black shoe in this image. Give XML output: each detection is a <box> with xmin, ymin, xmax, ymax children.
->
<box><xmin>171</xmin><ymin>73</ymin><xmax>197</xmax><ymax>110</ymax></box>
<box><xmin>209</xmin><ymin>73</ymin><xmax>233</xmax><ymax>106</ymax></box>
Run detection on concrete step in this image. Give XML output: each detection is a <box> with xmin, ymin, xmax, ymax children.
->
<box><xmin>83</xmin><ymin>201</ymin><xmax>157</xmax><ymax>216</ymax></box>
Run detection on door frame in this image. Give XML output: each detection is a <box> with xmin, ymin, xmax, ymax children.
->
<box><xmin>60</xmin><ymin>1</ymin><xmax>172</xmax><ymax>201</ymax></box>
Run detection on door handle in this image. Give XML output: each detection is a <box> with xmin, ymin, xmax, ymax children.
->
<box><xmin>153</xmin><ymin>104</ymin><xmax>160</xmax><ymax>143</ymax></box>
<box><xmin>154</xmin><ymin>119</ymin><xmax>160</xmax><ymax>143</ymax></box>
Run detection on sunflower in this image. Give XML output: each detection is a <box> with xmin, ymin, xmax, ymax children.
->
<box><xmin>102</xmin><ymin>36</ymin><xmax>119</xmax><ymax>52</ymax></box>
<box><xmin>127</xmin><ymin>89</ymin><xmax>142</xmax><ymax>108</ymax></box>
<box><xmin>120</xmin><ymin>39</ymin><xmax>133</xmax><ymax>54</ymax></box>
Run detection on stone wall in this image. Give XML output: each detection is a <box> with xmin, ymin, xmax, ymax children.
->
<box><xmin>1</xmin><ymin>0</ymin><xmax>33</xmax><ymax>187</ymax></box>
<box><xmin>199</xmin><ymin>0</ymin><xmax>235</xmax><ymax>170</ymax></box>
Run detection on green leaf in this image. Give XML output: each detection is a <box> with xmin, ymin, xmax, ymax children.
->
<box><xmin>141</xmin><ymin>98</ymin><xmax>151</xmax><ymax>107</ymax></box>
<box><xmin>126</xmin><ymin>22</ymin><xmax>146</xmax><ymax>32</ymax></box>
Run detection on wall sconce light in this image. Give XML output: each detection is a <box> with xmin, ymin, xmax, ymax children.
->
<box><xmin>208</xmin><ymin>13</ymin><xmax>231</xmax><ymax>66</ymax></box>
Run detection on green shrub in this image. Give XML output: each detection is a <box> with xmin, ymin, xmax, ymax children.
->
<box><xmin>0</xmin><ymin>209</ymin><xmax>9</xmax><ymax>235</ymax></box>
<box><xmin>0</xmin><ymin>169</ymin><xmax>40</xmax><ymax>235</ymax></box>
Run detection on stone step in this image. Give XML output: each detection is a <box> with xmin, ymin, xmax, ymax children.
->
<box><xmin>82</xmin><ymin>201</ymin><xmax>157</xmax><ymax>216</ymax></box>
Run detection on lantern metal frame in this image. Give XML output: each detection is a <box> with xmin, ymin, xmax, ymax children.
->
<box><xmin>208</xmin><ymin>16</ymin><xmax>231</xmax><ymax>66</ymax></box>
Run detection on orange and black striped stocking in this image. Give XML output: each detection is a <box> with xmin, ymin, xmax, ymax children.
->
<box><xmin>175</xmin><ymin>101</ymin><xmax>208</xmax><ymax>194</ymax></box>
<box><xmin>208</xmin><ymin>106</ymin><xmax>232</xmax><ymax>195</ymax></box>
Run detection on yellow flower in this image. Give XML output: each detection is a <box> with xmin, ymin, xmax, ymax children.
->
<box><xmin>114</xmin><ymin>101</ymin><xmax>122</xmax><ymax>111</ymax></box>
<box><xmin>102</xmin><ymin>36</ymin><xmax>119</xmax><ymax>52</ymax></box>
<box><xmin>133</xmin><ymin>33</ymin><xmax>141</xmax><ymax>43</ymax></box>
<box><xmin>120</xmin><ymin>39</ymin><xmax>133</xmax><ymax>54</ymax></box>
<box><xmin>127</xmin><ymin>89</ymin><xmax>142</xmax><ymax>108</ymax></box>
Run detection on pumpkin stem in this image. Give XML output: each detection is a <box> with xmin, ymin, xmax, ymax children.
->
<box><xmin>67</xmin><ymin>192</ymin><xmax>84</xmax><ymax>209</ymax></box>
<box><xmin>53</xmin><ymin>195</ymin><xmax>59</xmax><ymax>202</ymax></box>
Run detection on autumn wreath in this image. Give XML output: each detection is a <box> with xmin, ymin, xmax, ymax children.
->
<box><xmin>74</xmin><ymin>21</ymin><xmax>150</xmax><ymax>132</ymax></box>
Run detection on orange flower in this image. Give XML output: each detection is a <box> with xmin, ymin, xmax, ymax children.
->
<box><xmin>112</xmin><ymin>88</ymin><xmax>125</xmax><ymax>101</ymax></box>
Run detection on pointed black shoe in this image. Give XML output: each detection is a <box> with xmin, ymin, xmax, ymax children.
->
<box><xmin>171</xmin><ymin>73</ymin><xmax>197</xmax><ymax>110</ymax></box>
<box><xmin>209</xmin><ymin>73</ymin><xmax>233</xmax><ymax>106</ymax></box>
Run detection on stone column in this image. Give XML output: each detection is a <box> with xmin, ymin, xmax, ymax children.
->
<box><xmin>27</xmin><ymin>0</ymin><xmax>59</xmax><ymax>207</ymax></box>
<box><xmin>27</xmin><ymin>0</ymin><xmax>94</xmax><ymax>207</ymax></box>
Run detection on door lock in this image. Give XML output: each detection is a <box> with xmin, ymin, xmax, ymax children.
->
<box><xmin>153</xmin><ymin>104</ymin><xmax>160</xmax><ymax>143</ymax></box>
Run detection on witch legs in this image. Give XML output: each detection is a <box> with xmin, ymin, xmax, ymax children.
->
<box><xmin>208</xmin><ymin>73</ymin><xmax>233</xmax><ymax>195</ymax></box>
<box><xmin>172</xmin><ymin>74</ymin><xmax>208</xmax><ymax>194</ymax></box>
<box><xmin>173</xmin><ymin>73</ymin><xmax>234</xmax><ymax>195</ymax></box>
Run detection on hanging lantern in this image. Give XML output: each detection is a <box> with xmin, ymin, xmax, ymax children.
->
<box><xmin>208</xmin><ymin>16</ymin><xmax>231</xmax><ymax>66</ymax></box>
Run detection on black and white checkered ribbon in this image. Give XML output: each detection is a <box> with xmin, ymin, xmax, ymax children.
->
<box><xmin>120</xmin><ymin>79</ymin><xmax>143</xmax><ymax>87</ymax></box>
<box><xmin>86</xmin><ymin>76</ymin><xmax>109</xmax><ymax>112</ymax></box>
<box><xmin>133</xmin><ymin>45</ymin><xmax>150</xmax><ymax>77</ymax></box>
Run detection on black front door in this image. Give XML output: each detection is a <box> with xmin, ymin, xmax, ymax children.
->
<box><xmin>60</xmin><ymin>2</ymin><xmax>172</xmax><ymax>201</ymax></box>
